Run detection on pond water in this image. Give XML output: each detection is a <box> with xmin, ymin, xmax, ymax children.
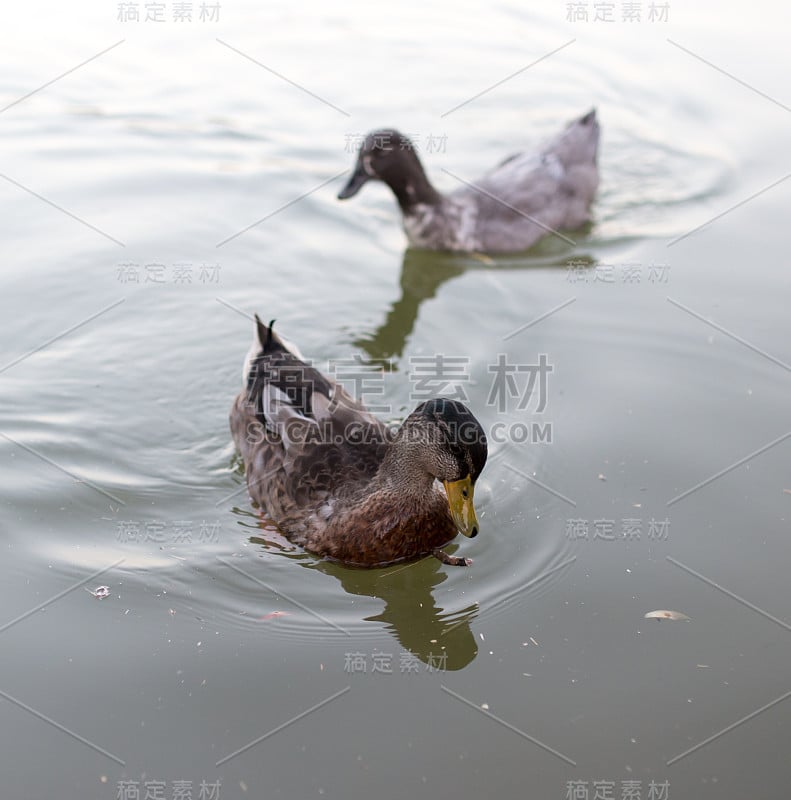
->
<box><xmin>1</xmin><ymin>1</ymin><xmax>790</xmax><ymax>798</ymax></box>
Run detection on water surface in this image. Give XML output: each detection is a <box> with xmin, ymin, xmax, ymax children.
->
<box><xmin>1</xmin><ymin>2</ymin><xmax>790</xmax><ymax>798</ymax></box>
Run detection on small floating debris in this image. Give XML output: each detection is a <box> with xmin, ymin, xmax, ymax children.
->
<box><xmin>258</xmin><ymin>611</ymin><xmax>290</xmax><ymax>621</ymax></box>
<box><xmin>470</xmin><ymin>252</ymin><xmax>495</xmax><ymax>266</ymax></box>
<box><xmin>86</xmin><ymin>586</ymin><xmax>110</xmax><ymax>599</ymax></box>
<box><xmin>644</xmin><ymin>610</ymin><xmax>690</xmax><ymax>621</ymax></box>
<box><xmin>598</xmin><ymin>473</ymin><xmax>607</xmax><ymax>481</ymax></box>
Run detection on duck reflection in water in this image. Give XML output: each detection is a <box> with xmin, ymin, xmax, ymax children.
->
<box><xmin>248</xmin><ymin>525</ymin><xmax>478</xmax><ymax>671</ymax></box>
<box><xmin>354</xmin><ymin>247</ymin><xmax>594</xmax><ymax>364</ymax></box>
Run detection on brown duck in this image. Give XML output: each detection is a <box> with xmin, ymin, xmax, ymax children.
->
<box><xmin>229</xmin><ymin>316</ymin><xmax>488</xmax><ymax>567</ymax></box>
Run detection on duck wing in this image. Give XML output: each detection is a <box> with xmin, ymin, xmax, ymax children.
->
<box><xmin>230</xmin><ymin>317</ymin><xmax>389</xmax><ymax>541</ymax></box>
<box><xmin>452</xmin><ymin>109</ymin><xmax>600</xmax><ymax>251</ymax></box>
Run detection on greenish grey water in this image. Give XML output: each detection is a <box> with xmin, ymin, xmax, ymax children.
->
<box><xmin>1</xmin><ymin>2</ymin><xmax>790</xmax><ymax>798</ymax></box>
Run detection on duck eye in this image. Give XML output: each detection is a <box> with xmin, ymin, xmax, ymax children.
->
<box><xmin>462</xmin><ymin>489</ymin><xmax>469</xmax><ymax>498</ymax></box>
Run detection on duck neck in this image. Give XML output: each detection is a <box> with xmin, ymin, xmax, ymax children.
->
<box><xmin>384</xmin><ymin>159</ymin><xmax>443</xmax><ymax>213</ymax></box>
<box><xmin>376</xmin><ymin>440</ymin><xmax>437</xmax><ymax>501</ymax></box>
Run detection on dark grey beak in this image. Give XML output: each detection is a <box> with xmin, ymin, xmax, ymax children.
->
<box><xmin>337</xmin><ymin>164</ymin><xmax>371</xmax><ymax>200</ymax></box>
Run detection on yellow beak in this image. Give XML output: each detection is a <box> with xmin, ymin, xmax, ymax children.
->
<box><xmin>443</xmin><ymin>476</ymin><xmax>479</xmax><ymax>538</ymax></box>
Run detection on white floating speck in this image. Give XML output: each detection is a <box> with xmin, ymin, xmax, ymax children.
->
<box><xmin>86</xmin><ymin>586</ymin><xmax>110</xmax><ymax>599</ymax></box>
<box><xmin>644</xmin><ymin>610</ymin><xmax>690</xmax><ymax>621</ymax></box>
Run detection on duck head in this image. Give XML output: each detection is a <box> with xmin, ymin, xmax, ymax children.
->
<box><xmin>390</xmin><ymin>398</ymin><xmax>488</xmax><ymax>538</ymax></box>
<box><xmin>338</xmin><ymin>129</ymin><xmax>442</xmax><ymax>211</ymax></box>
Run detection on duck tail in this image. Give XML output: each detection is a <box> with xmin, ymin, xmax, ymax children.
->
<box><xmin>254</xmin><ymin>314</ymin><xmax>276</xmax><ymax>354</ymax></box>
<box><xmin>253</xmin><ymin>314</ymin><xmax>304</xmax><ymax>359</ymax></box>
